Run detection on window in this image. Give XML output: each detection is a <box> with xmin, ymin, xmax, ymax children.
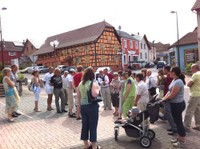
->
<box><xmin>135</xmin><ymin>42</ymin><xmax>138</xmax><ymax>49</ymax></box>
<box><xmin>9</xmin><ymin>52</ymin><xmax>16</xmax><ymax>56</ymax></box>
<box><xmin>144</xmin><ymin>44</ymin><xmax>146</xmax><ymax>49</ymax></box>
<box><xmin>124</xmin><ymin>40</ymin><xmax>127</xmax><ymax>48</ymax></box>
<box><xmin>128</xmin><ymin>55</ymin><xmax>131</xmax><ymax>62</ymax></box>
<box><xmin>145</xmin><ymin>53</ymin><xmax>147</xmax><ymax>59</ymax></box>
<box><xmin>100</xmin><ymin>43</ymin><xmax>105</xmax><ymax>50</ymax></box>
<box><xmin>140</xmin><ymin>43</ymin><xmax>143</xmax><ymax>49</ymax></box>
<box><xmin>123</xmin><ymin>55</ymin><xmax>126</xmax><ymax>64</ymax></box>
<box><xmin>130</xmin><ymin>41</ymin><xmax>133</xmax><ymax>48</ymax></box>
<box><xmin>31</xmin><ymin>46</ymin><xmax>34</xmax><ymax>50</ymax></box>
<box><xmin>140</xmin><ymin>52</ymin><xmax>142</xmax><ymax>59</ymax></box>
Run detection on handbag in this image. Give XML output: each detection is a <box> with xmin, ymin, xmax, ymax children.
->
<box><xmin>87</xmin><ymin>81</ymin><xmax>102</xmax><ymax>103</ymax></box>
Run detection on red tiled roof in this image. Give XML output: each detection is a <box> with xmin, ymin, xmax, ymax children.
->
<box><xmin>192</xmin><ymin>0</ymin><xmax>200</xmax><ymax>11</ymax></box>
<box><xmin>170</xmin><ymin>27</ymin><xmax>197</xmax><ymax>48</ymax></box>
<box><xmin>154</xmin><ymin>42</ymin><xmax>170</xmax><ymax>52</ymax></box>
<box><xmin>33</xmin><ymin>21</ymin><xmax>114</xmax><ymax>55</ymax></box>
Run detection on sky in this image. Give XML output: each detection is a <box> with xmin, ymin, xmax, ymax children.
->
<box><xmin>0</xmin><ymin>0</ymin><xmax>197</xmax><ymax>47</ymax></box>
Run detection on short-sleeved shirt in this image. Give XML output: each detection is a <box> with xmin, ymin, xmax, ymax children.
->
<box><xmin>66</xmin><ymin>74</ymin><xmax>73</xmax><ymax>88</ymax></box>
<box><xmin>168</xmin><ymin>79</ymin><xmax>184</xmax><ymax>103</ymax></box>
<box><xmin>73</xmin><ymin>72</ymin><xmax>83</xmax><ymax>87</ymax></box>
<box><xmin>50</xmin><ymin>75</ymin><xmax>63</xmax><ymax>89</ymax></box>
<box><xmin>190</xmin><ymin>71</ymin><xmax>200</xmax><ymax>97</ymax></box>
<box><xmin>136</xmin><ymin>81</ymin><xmax>149</xmax><ymax>103</ymax></box>
<box><xmin>43</xmin><ymin>72</ymin><xmax>53</xmax><ymax>87</ymax></box>
<box><xmin>147</xmin><ymin>76</ymin><xmax>156</xmax><ymax>89</ymax></box>
<box><xmin>62</xmin><ymin>75</ymin><xmax>68</xmax><ymax>89</ymax></box>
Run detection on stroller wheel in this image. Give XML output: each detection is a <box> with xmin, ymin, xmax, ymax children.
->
<box><xmin>140</xmin><ymin>136</ymin><xmax>152</xmax><ymax>148</ymax></box>
<box><xmin>114</xmin><ymin>127</ymin><xmax>119</xmax><ymax>141</ymax></box>
<box><xmin>147</xmin><ymin>129</ymin><xmax>155</xmax><ymax>140</ymax></box>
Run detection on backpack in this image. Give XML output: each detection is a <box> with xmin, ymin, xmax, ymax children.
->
<box><xmin>28</xmin><ymin>81</ymin><xmax>33</xmax><ymax>91</ymax></box>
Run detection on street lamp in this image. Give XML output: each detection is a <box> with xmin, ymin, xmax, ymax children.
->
<box><xmin>152</xmin><ymin>40</ymin><xmax>155</xmax><ymax>61</ymax></box>
<box><xmin>171</xmin><ymin>11</ymin><xmax>180</xmax><ymax>68</ymax></box>
<box><xmin>50</xmin><ymin>40</ymin><xmax>59</xmax><ymax>67</ymax></box>
<box><xmin>0</xmin><ymin>7</ymin><xmax>7</xmax><ymax>70</ymax></box>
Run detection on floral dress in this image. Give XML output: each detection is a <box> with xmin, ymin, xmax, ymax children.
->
<box><xmin>3</xmin><ymin>76</ymin><xmax>16</xmax><ymax>114</ymax></box>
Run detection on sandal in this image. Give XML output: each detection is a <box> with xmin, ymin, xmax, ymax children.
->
<box><xmin>7</xmin><ymin>118</ymin><xmax>15</xmax><ymax>122</ymax></box>
<box><xmin>68</xmin><ymin>113</ymin><xmax>76</xmax><ymax>118</ymax></box>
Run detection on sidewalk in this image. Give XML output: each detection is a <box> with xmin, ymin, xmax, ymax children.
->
<box><xmin>0</xmin><ymin>85</ymin><xmax>199</xmax><ymax>149</ymax></box>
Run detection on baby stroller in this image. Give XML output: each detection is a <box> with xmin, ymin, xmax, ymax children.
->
<box><xmin>114</xmin><ymin>95</ymin><xmax>160</xmax><ymax>148</ymax></box>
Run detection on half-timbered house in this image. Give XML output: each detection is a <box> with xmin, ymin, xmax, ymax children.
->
<box><xmin>33</xmin><ymin>21</ymin><xmax>122</xmax><ymax>71</ymax></box>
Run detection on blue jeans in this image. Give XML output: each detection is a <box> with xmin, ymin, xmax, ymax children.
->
<box><xmin>171</xmin><ymin>101</ymin><xmax>186</xmax><ymax>137</ymax></box>
<box><xmin>81</xmin><ymin>103</ymin><xmax>99</xmax><ymax>142</ymax></box>
<box><xmin>164</xmin><ymin>101</ymin><xmax>177</xmax><ymax>131</ymax></box>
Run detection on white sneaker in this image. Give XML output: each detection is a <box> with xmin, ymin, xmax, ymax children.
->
<box><xmin>171</xmin><ymin>138</ymin><xmax>178</xmax><ymax>143</ymax></box>
<box><xmin>173</xmin><ymin>141</ymin><xmax>185</xmax><ymax>148</ymax></box>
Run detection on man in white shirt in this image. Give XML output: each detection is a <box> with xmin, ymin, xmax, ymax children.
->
<box><xmin>98</xmin><ymin>69</ymin><xmax>111</xmax><ymax>110</ymax></box>
<box><xmin>62</xmin><ymin>71</ymin><xmax>69</xmax><ymax>105</ymax></box>
<box><xmin>43</xmin><ymin>67</ymin><xmax>54</xmax><ymax>111</ymax></box>
<box><xmin>66</xmin><ymin>68</ymin><xmax>76</xmax><ymax>117</ymax></box>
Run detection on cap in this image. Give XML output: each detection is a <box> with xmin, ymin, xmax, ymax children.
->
<box><xmin>69</xmin><ymin>68</ymin><xmax>75</xmax><ymax>72</ymax></box>
<box><xmin>113</xmin><ymin>72</ymin><xmax>118</xmax><ymax>76</ymax></box>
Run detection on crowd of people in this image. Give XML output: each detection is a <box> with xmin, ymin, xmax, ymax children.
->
<box><xmin>2</xmin><ymin>62</ymin><xmax>200</xmax><ymax>149</ymax></box>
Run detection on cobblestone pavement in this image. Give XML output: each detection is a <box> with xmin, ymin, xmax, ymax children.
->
<box><xmin>0</xmin><ymin>78</ymin><xmax>200</xmax><ymax>149</ymax></box>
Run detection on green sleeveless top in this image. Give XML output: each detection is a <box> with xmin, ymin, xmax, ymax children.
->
<box><xmin>123</xmin><ymin>76</ymin><xmax>136</xmax><ymax>98</ymax></box>
<box><xmin>78</xmin><ymin>80</ymin><xmax>92</xmax><ymax>105</ymax></box>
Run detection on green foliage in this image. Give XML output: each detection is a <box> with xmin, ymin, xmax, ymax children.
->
<box><xmin>0</xmin><ymin>71</ymin><xmax>3</xmax><ymax>83</ymax></box>
<box><xmin>185</xmin><ymin>63</ymin><xmax>192</xmax><ymax>74</ymax></box>
<box><xmin>18</xmin><ymin>73</ymin><xmax>24</xmax><ymax>81</ymax></box>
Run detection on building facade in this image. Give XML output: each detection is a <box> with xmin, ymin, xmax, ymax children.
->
<box><xmin>33</xmin><ymin>21</ymin><xmax>122</xmax><ymax>71</ymax></box>
<box><xmin>0</xmin><ymin>41</ymin><xmax>24</xmax><ymax>67</ymax></box>
<box><xmin>116</xmin><ymin>30</ymin><xmax>139</xmax><ymax>70</ymax></box>
<box><xmin>168</xmin><ymin>28</ymin><xmax>198</xmax><ymax>71</ymax></box>
<box><xmin>133</xmin><ymin>34</ymin><xmax>151</xmax><ymax>62</ymax></box>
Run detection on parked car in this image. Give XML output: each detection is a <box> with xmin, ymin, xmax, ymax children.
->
<box><xmin>37</xmin><ymin>66</ymin><xmax>49</xmax><ymax>73</ymax></box>
<box><xmin>157</xmin><ymin>61</ymin><xmax>166</xmax><ymax>69</ymax></box>
<box><xmin>145</xmin><ymin>62</ymin><xmax>155</xmax><ymax>68</ymax></box>
<box><xmin>56</xmin><ymin>65</ymin><xmax>76</xmax><ymax>74</ymax></box>
<box><xmin>28</xmin><ymin>66</ymin><xmax>49</xmax><ymax>74</ymax></box>
<box><xmin>19</xmin><ymin>67</ymin><xmax>33</xmax><ymax>73</ymax></box>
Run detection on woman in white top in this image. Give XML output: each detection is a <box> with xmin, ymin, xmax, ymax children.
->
<box><xmin>31</xmin><ymin>70</ymin><xmax>42</xmax><ymax>112</ymax></box>
<box><xmin>134</xmin><ymin>73</ymin><xmax>149</xmax><ymax>111</ymax></box>
<box><xmin>43</xmin><ymin>67</ymin><xmax>54</xmax><ymax>111</ymax></box>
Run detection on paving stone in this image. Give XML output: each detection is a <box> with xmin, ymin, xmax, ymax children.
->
<box><xmin>0</xmin><ymin>83</ymin><xmax>199</xmax><ymax>149</ymax></box>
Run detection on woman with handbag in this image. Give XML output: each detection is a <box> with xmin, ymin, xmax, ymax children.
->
<box><xmin>76</xmin><ymin>67</ymin><xmax>101</xmax><ymax>149</ymax></box>
<box><xmin>31</xmin><ymin>70</ymin><xmax>42</xmax><ymax>112</ymax></box>
<box><xmin>3</xmin><ymin>68</ymin><xmax>17</xmax><ymax>122</ymax></box>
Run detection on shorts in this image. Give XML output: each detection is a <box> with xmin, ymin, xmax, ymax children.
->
<box><xmin>45</xmin><ymin>86</ymin><xmax>54</xmax><ymax>95</ymax></box>
<box><xmin>111</xmin><ymin>93</ymin><xmax>119</xmax><ymax>107</ymax></box>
